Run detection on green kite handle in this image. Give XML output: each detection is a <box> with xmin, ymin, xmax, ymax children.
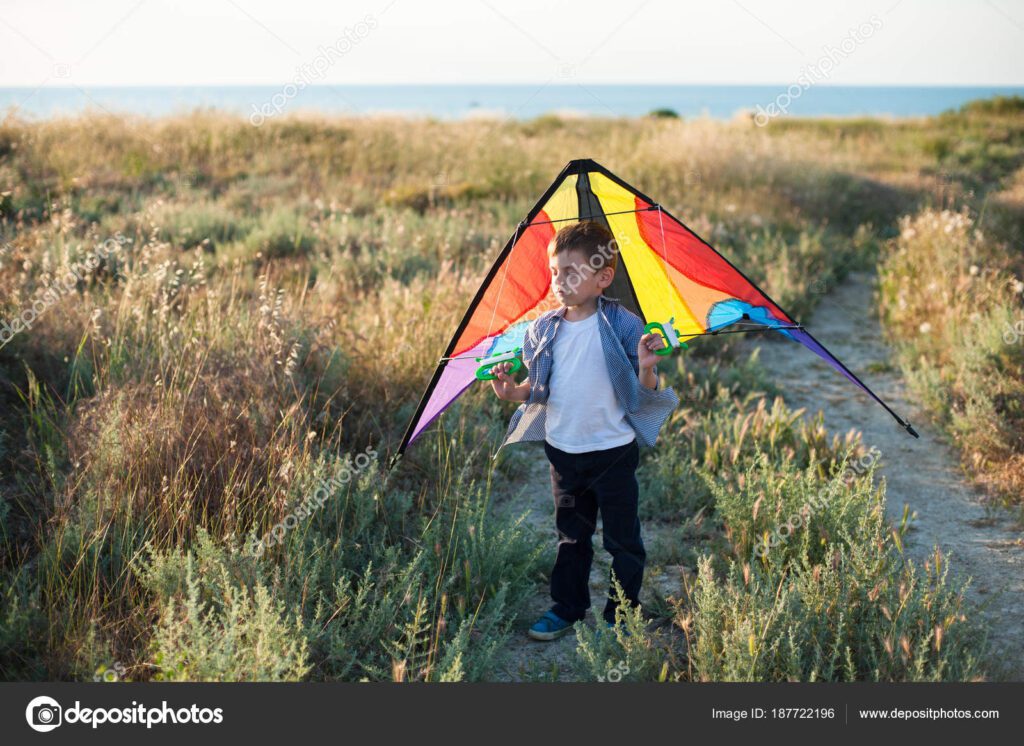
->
<box><xmin>475</xmin><ymin>348</ymin><xmax>524</xmax><ymax>381</ymax></box>
<box><xmin>644</xmin><ymin>319</ymin><xmax>688</xmax><ymax>356</ymax></box>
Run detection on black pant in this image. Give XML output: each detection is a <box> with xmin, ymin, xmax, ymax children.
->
<box><xmin>543</xmin><ymin>438</ymin><xmax>644</xmax><ymax>624</ymax></box>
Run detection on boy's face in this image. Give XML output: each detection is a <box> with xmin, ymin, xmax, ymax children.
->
<box><xmin>548</xmin><ymin>246</ymin><xmax>614</xmax><ymax>306</ymax></box>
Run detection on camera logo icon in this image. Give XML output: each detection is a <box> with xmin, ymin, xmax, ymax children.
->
<box><xmin>25</xmin><ymin>696</ymin><xmax>62</xmax><ymax>732</ymax></box>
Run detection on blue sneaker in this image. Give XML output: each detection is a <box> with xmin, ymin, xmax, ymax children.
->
<box><xmin>528</xmin><ymin>610</ymin><xmax>574</xmax><ymax>641</ymax></box>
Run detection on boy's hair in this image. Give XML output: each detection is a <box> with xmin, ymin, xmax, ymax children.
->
<box><xmin>548</xmin><ymin>221</ymin><xmax>618</xmax><ymax>273</ymax></box>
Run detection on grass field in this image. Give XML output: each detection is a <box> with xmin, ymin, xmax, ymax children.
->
<box><xmin>1</xmin><ymin>98</ymin><xmax>1021</xmax><ymax>681</ymax></box>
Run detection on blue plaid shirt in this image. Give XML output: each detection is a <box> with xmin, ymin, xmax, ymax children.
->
<box><xmin>493</xmin><ymin>294</ymin><xmax>680</xmax><ymax>460</ymax></box>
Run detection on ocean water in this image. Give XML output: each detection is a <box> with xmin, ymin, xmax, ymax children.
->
<box><xmin>1</xmin><ymin>84</ymin><xmax>1022</xmax><ymax>121</ymax></box>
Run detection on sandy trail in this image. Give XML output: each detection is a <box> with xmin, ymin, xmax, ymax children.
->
<box><xmin>751</xmin><ymin>271</ymin><xmax>1024</xmax><ymax>680</ymax></box>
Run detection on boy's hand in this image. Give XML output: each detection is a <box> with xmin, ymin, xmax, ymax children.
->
<box><xmin>489</xmin><ymin>361</ymin><xmax>520</xmax><ymax>401</ymax></box>
<box><xmin>638</xmin><ymin>332</ymin><xmax>666</xmax><ymax>370</ymax></box>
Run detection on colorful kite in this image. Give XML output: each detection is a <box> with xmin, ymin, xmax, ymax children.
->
<box><xmin>391</xmin><ymin>158</ymin><xmax>917</xmax><ymax>469</ymax></box>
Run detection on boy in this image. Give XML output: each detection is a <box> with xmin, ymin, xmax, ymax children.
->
<box><xmin>489</xmin><ymin>221</ymin><xmax>679</xmax><ymax>640</ymax></box>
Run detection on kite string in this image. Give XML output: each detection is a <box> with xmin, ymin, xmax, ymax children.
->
<box><xmin>483</xmin><ymin>220</ymin><xmax>521</xmax><ymax>347</ymax></box>
<box><xmin>438</xmin><ymin>324</ymin><xmax>806</xmax><ymax>362</ymax></box>
<box><xmin>655</xmin><ymin>204</ymin><xmax>675</xmax><ymax>325</ymax></box>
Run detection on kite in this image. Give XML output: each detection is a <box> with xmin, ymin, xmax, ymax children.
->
<box><xmin>390</xmin><ymin>158</ymin><xmax>917</xmax><ymax>470</ymax></box>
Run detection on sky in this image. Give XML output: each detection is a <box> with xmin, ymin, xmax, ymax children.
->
<box><xmin>1</xmin><ymin>0</ymin><xmax>1022</xmax><ymax>87</ymax></box>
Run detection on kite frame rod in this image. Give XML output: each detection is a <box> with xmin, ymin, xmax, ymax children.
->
<box><xmin>703</xmin><ymin>323</ymin><xmax>805</xmax><ymax>336</ymax></box>
<box><xmin>520</xmin><ymin>205</ymin><xmax>660</xmax><ymax>227</ymax></box>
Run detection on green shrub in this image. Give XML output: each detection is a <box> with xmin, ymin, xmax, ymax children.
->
<box><xmin>244</xmin><ymin>207</ymin><xmax>315</xmax><ymax>258</ymax></box>
<box><xmin>687</xmin><ymin>541</ymin><xmax>988</xmax><ymax>681</ymax></box>
<box><xmin>574</xmin><ymin>580</ymin><xmax>681</xmax><ymax>682</ymax></box>
<box><xmin>146</xmin><ymin>544</ymin><xmax>311</xmax><ymax>681</ymax></box>
<box><xmin>641</xmin><ymin>352</ymin><xmax>861</xmax><ymax>522</ymax></box>
<box><xmin>153</xmin><ymin>201</ymin><xmax>253</xmax><ymax>249</ymax></box>
<box><xmin>0</xmin><ymin>570</ymin><xmax>47</xmax><ymax>680</ymax></box>
<box><xmin>712</xmin><ymin>451</ymin><xmax>882</xmax><ymax>569</ymax></box>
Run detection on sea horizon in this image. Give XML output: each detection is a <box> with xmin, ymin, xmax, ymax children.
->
<box><xmin>2</xmin><ymin>83</ymin><xmax>1022</xmax><ymax>122</ymax></box>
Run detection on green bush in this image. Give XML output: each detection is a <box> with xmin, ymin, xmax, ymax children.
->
<box><xmin>688</xmin><ymin>540</ymin><xmax>988</xmax><ymax>681</ymax></box>
<box><xmin>244</xmin><ymin>207</ymin><xmax>315</xmax><ymax>259</ymax></box>
<box><xmin>574</xmin><ymin>580</ymin><xmax>681</xmax><ymax>682</ymax></box>
<box><xmin>146</xmin><ymin>541</ymin><xmax>311</xmax><ymax>681</ymax></box>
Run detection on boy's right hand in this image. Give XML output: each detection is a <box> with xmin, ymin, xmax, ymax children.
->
<box><xmin>489</xmin><ymin>361</ymin><xmax>519</xmax><ymax>400</ymax></box>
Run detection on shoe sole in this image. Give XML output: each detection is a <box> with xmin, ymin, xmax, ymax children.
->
<box><xmin>527</xmin><ymin>626</ymin><xmax>574</xmax><ymax>641</ymax></box>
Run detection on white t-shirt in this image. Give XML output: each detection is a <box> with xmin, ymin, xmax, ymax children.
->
<box><xmin>544</xmin><ymin>311</ymin><xmax>636</xmax><ymax>453</ymax></box>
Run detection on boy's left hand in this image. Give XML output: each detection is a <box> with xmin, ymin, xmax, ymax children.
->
<box><xmin>638</xmin><ymin>332</ymin><xmax>666</xmax><ymax>370</ymax></box>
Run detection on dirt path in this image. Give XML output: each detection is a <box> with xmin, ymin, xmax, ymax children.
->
<box><xmin>751</xmin><ymin>271</ymin><xmax>1024</xmax><ymax>680</ymax></box>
